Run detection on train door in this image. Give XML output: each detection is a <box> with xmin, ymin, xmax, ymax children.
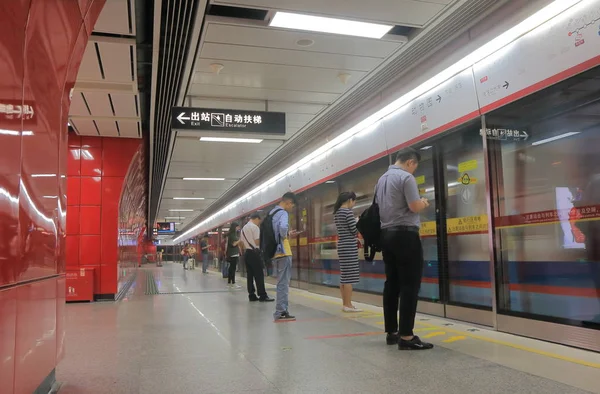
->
<box><xmin>414</xmin><ymin>119</ymin><xmax>493</xmax><ymax>326</ymax></box>
<box><xmin>295</xmin><ymin>193</ymin><xmax>311</xmax><ymax>290</ymax></box>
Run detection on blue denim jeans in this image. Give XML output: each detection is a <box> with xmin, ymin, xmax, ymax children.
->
<box><xmin>273</xmin><ymin>256</ymin><xmax>293</xmax><ymax>320</ymax></box>
<box><xmin>202</xmin><ymin>254</ymin><xmax>209</xmax><ymax>273</ymax></box>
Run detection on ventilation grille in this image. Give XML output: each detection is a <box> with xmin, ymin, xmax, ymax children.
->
<box><xmin>179</xmin><ymin>0</ymin><xmax>506</xmax><ymax>233</ymax></box>
<box><xmin>149</xmin><ymin>0</ymin><xmax>200</xmax><ymax>225</ymax></box>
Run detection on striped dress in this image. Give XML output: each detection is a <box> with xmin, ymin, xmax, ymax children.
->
<box><xmin>334</xmin><ymin>208</ymin><xmax>360</xmax><ymax>284</ymax></box>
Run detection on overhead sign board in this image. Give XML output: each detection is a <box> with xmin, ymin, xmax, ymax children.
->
<box><xmin>480</xmin><ymin>128</ymin><xmax>529</xmax><ymax>141</ymax></box>
<box><xmin>156</xmin><ymin>222</ymin><xmax>175</xmax><ymax>235</ymax></box>
<box><xmin>172</xmin><ymin>107</ymin><xmax>286</xmax><ymax>135</ymax></box>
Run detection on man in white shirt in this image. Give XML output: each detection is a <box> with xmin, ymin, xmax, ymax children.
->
<box><xmin>241</xmin><ymin>212</ymin><xmax>274</xmax><ymax>302</ymax></box>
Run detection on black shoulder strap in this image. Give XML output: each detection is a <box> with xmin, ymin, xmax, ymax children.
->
<box><xmin>242</xmin><ymin>226</ymin><xmax>256</xmax><ymax>250</ymax></box>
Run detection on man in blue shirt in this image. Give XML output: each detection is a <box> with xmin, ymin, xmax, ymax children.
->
<box><xmin>270</xmin><ymin>192</ymin><xmax>298</xmax><ymax>321</ymax></box>
<box><xmin>375</xmin><ymin>148</ymin><xmax>433</xmax><ymax>350</ymax></box>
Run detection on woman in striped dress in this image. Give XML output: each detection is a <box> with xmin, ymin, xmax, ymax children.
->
<box><xmin>334</xmin><ymin>192</ymin><xmax>362</xmax><ymax>313</ymax></box>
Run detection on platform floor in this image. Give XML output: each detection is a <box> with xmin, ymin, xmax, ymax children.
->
<box><xmin>57</xmin><ymin>262</ymin><xmax>600</xmax><ymax>394</ymax></box>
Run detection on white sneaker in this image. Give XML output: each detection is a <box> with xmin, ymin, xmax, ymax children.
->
<box><xmin>343</xmin><ymin>306</ymin><xmax>363</xmax><ymax>313</ymax></box>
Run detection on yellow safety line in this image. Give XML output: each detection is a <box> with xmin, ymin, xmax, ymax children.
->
<box><xmin>292</xmin><ymin>290</ymin><xmax>600</xmax><ymax>368</ymax></box>
<box><xmin>417</xmin><ymin>322</ymin><xmax>600</xmax><ymax>369</ymax></box>
<box><xmin>443</xmin><ymin>336</ymin><xmax>467</xmax><ymax>343</ymax></box>
<box><xmin>422</xmin><ymin>331</ymin><xmax>446</xmax><ymax>339</ymax></box>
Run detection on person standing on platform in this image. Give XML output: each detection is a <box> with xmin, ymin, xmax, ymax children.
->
<box><xmin>226</xmin><ymin>223</ymin><xmax>242</xmax><ymax>288</ymax></box>
<box><xmin>375</xmin><ymin>148</ymin><xmax>433</xmax><ymax>350</ymax></box>
<box><xmin>181</xmin><ymin>244</ymin><xmax>189</xmax><ymax>270</ymax></box>
<box><xmin>241</xmin><ymin>212</ymin><xmax>274</xmax><ymax>302</ymax></box>
<box><xmin>200</xmin><ymin>234</ymin><xmax>210</xmax><ymax>273</ymax></box>
<box><xmin>333</xmin><ymin>191</ymin><xmax>363</xmax><ymax>313</ymax></box>
<box><xmin>270</xmin><ymin>192</ymin><xmax>298</xmax><ymax>321</ymax></box>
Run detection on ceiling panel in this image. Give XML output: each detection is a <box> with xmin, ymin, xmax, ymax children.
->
<box><xmin>70</xmin><ymin>93</ymin><xmax>90</xmax><ymax>116</ymax></box>
<box><xmin>200</xmin><ymin>42</ymin><xmax>382</xmax><ymax>72</ymax></box>
<box><xmin>188</xmin><ymin>98</ymin><xmax>266</xmax><ymax>111</ymax></box>
<box><xmin>193</xmin><ymin>60</ymin><xmax>366</xmax><ymax>93</ymax></box>
<box><xmin>187</xmin><ymin>84</ymin><xmax>339</xmax><ymax>104</ymax></box>
<box><xmin>111</xmin><ymin>93</ymin><xmax>138</xmax><ymax>117</ymax></box>
<box><xmin>98</xmin><ymin>42</ymin><xmax>135</xmax><ymax>83</ymax></box>
<box><xmin>93</xmin><ymin>0</ymin><xmax>136</xmax><ymax>35</ymax></box>
<box><xmin>70</xmin><ymin>119</ymin><xmax>98</xmax><ymax>136</ymax></box>
<box><xmin>77</xmin><ymin>44</ymin><xmax>103</xmax><ymax>81</ymax></box>
<box><xmin>118</xmin><ymin>120</ymin><xmax>140</xmax><ymax>138</ymax></box>
<box><xmin>204</xmin><ymin>24</ymin><xmax>400</xmax><ymax>58</ymax></box>
<box><xmin>95</xmin><ymin>119</ymin><xmax>120</xmax><ymax>137</ymax></box>
<box><xmin>212</xmin><ymin>0</ymin><xmax>445</xmax><ymax>26</ymax></box>
<box><xmin>83</xmin><ymin>91</ymin><xmax>113</xmax><ymax>116</ymax></box>
<box><xmin>267</xmin><ymin>102</ymin><xmax>326</xmax><ymax>114</ymax></box>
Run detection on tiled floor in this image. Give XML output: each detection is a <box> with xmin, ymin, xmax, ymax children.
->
<box><xmin>56</xmin><ymin>263</ymin><xmax>600</xmax><ymax>394</ymax></box>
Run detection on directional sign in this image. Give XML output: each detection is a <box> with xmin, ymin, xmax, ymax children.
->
<box><xmin>480</xmin><ymin>128</ymin><xmax>529</xmax><ymax>141</ymax></box>
<box><xmin>172</xmin><ymin>107</ymin><xmax>286</xmax><ymax>134</ymax></box>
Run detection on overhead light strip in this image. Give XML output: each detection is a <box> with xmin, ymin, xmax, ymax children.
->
<box><xmin>531</xmin><ymin>132</ymin><xmax>580</xmax><ymax>146</ymax></box>
<box><xmin>183</xmin><ymin>177</ymin><xmax>226</xmax><ymax>181</ymax></box>
<box><xmin>200</xmin><ymin>137</ymin><xmax>263</xmax><ymax>144</ymax></box>
<box><xmin>173</xmin><ymin>197</ymin><xmax>205</xmax><ymax>200</ymax></box>
<box><xmin>175</xmin><ymin>0</ymin><xmax>582</xmax><ymax>243</ymax></box>
<box><xmin>270</xmin><ymin>11</ymin><xmax>393</xmax><ymax>39</ymax></box>
<box><xmin>169</xmin><ymin>209</ymin><xmax>194</xmax><ymax>212</ymax></box>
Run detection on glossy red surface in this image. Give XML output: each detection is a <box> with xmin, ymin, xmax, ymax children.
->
<box><xmin>14</xmin><ymin>279</ymin><xmax>58</xmax><ymax>394</ymax></box>
<box><xmin>0</xmin><ymin>288</ymin><xmax>17</xmax><ymax>394</ymax></box>
<box><xmin>66</xmin><ymin>133</ymin><xmax>142</xmax><ymax>297</ymax></box>
<box><xmin>0</xmin><ymin>1</ymin><xmax>106</xmax><ymax>392</ymax></box>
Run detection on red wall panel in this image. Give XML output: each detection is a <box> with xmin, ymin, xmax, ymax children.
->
<box><xmin>66</xmin><ymin>133</ymin><xmax>142</xmax><ymax>298</ymax></box>
<box><xmin>67</xmin><ymin>176</ymin><xmax>81</xmax><ymax>206</ymax></box>
<box><xmin>80</xmin><ymin>176</ymin><xmax>102</xmax><ymax>205</ymax></box>
<box><xmin>0</xmin><ymin>0</ymin><xmax>106</xmax><ymax>392</ymax></box>
<box><xmin>66</xmin><ymin>205</ymin><xmax>80</xmax><ymax>235</ymax></box>
<box><xmin>65</xmin><ymin>235</ymin><xmax>79</xmax><ymax>268</ymax></box>
<box><xmin>79</xmin><ymin>205</ymin><xmax>101</xmax><ymax>235</ymax></box>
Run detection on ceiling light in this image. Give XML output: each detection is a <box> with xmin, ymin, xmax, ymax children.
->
<box><xmin>200</xmin><ymin>137</ymin><xmax>262</xmax><ymax>144</ymax></box>
<box><xmin>31</xmin><ymin>174</ymin><xmax>56</xmax><ymax>178</ymax></box>
<box><xmin>531</xmin><ymin>132</ymin><xmax>580</xmax><ymax>146</ymax></box>
<box><xmin>175</xmin><ymin>0</ymin><xmax>580</xmax><ymax>244</ymax></box>
<box><xmin>420</xmin><ymin>146</ymin><xmax>432</xmax><ymax>150</ymax></box>
<box><xmin>296</xmin><ymin>39</ymin><xmax>314</xmax><ymax>47</ymax></box>
<box><xmin>270</xmin><ymin>11</ymin><xmax>393</xmax><ymax>39</ymax></box>
<box><xmin>164</xmin><ymin>217</ymin><xmax>185</xmax><ymax>219</ymax></box>
<box><xmin>182</xmin><ymin>177</ymin><xmax>225</xmax><ymax>181</ymax></box>
<box><xmin>325</xmin><ymin>181</ymin><xmax>336</xmax><ymax>184</ymax></box>
<box><xmin>169</xmin><ymin>209</ymin><xmax>194</xmax><ymax>212</ymax></box>
<box><xmin>173</xmin><ymin>197</ymin><xmax>205</xmax><ymax>200</ymax></box>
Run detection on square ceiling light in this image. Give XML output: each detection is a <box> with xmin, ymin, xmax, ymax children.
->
<box><xmin>270</xmin><ymin>11</ymin><xmax>393</xmax><ymax>39</ymax></box>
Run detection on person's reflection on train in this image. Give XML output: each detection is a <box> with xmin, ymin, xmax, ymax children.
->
<box><xmin>375</xmin><ymin>148</ymin><xmax>433</xmax><ymax>350</ymax></box>
<box><xmin>333</xmin><ymin>191</ymin><xmax>363</xmax><ymax>312</ymax></box>
<box><xmin>574</xmin><ymin>172</ymin><xmax>600</xmax><ymax>326</ymax></box>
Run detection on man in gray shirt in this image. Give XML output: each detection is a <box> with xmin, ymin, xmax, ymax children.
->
<box><xmin>375</xmin><ymin>148</ymin><xmax>433</xmax><ymax>350</ymax></box>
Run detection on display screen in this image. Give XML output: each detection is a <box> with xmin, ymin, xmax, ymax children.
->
<box><xmin>156</xmin><ymin>222</ymin><xmax>176</xmax><ymax>234</ymax></box>
<box><xmin>555</xmin><ymin>187</ymin><xmax>585</xmax><ymax>250</ymax></box>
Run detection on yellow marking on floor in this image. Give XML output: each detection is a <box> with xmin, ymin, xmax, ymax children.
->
<box><xmin>278</xmin><ymin>282</ymin><xmax>600</xmax><ymax>369</ymax></box>
<box><xmin>422</xmin><ymin>331</ymin><xmax>446</xmax><ymax>339</ymax></box>
<box><xmin>417</xmin><ymin>322</ymin><xmax>600</xmax><ymax>369</ymax></box>
<box><xmin>443</xmin><ymin>336</ymin><xmax>467</xmax><ymax>343</ymax></box>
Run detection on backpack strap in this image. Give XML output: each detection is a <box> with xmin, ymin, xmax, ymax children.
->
<box><xmin>242</xmin><ymin>227</ymin><xmax>256</xmax><ymax>250</ymax></box>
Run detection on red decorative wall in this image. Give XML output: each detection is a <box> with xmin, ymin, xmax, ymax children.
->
<box><xmin>66</xmin><ymin>134</ymin><xmax>141</xmax><ymax>298</ymax></box>
<box><xmin>0</xmin><ymin>1</ymin><xmax>106</xmax><ymax>393</ymax></box>
<box><xmin>117</xmin><ymin>140</ymin><xmax>147</xmax><ymax>281</ymax></box>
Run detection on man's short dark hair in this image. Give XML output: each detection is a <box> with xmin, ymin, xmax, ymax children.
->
<box><xmin>249</xmin><ymin>212</ymin><xmax>261</xmax><ymax>220</ymax></box>
<box><xmin>394</xmin><ymin>147</ymin><xmax>421</xmax><ymax>164</ymax></box>
<box><xmin>281</xmin><ymin>192</ymin><xmax>298</xmax><ymax>205</ymax></box>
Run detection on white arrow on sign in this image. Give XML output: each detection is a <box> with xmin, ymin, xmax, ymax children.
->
<box><xmin>520</xmin><ymin>131</ymin><xmax>529</xmax><ymax>140</ymax></box>
<box><xmin>177</xmin><ymin>112</ymin><xmax>190</xmax><ymax>124</ymax></box>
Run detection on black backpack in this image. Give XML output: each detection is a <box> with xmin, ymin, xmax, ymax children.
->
<box><xmin>356</xmin><ymin>193</ymin><xmax>382</xmax><ymax>262</ymax></box>
<box><xmin>260</xmin><ymin>207</ymin><xmax>283</xmax><ymax>259</ymax></box>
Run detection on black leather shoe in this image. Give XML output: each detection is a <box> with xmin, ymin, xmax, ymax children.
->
<box><xmin>249</xmin><ymin>296</ymin><xmax>259</xmax><ymax>302</ymax></box>
<box><xmin>386</xmin><ymin>333</ymin><xmax>399</xmax><ymax>345</ymax></box>
<box><xmin>259</xmin><ymin>296</ymin><xmax>275</xmax><ymax>302</ymax></box>
<box><xmin>399</xmin><ymin>336</ymin><xmax>434</xmax><ymax>350</ymax></box>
